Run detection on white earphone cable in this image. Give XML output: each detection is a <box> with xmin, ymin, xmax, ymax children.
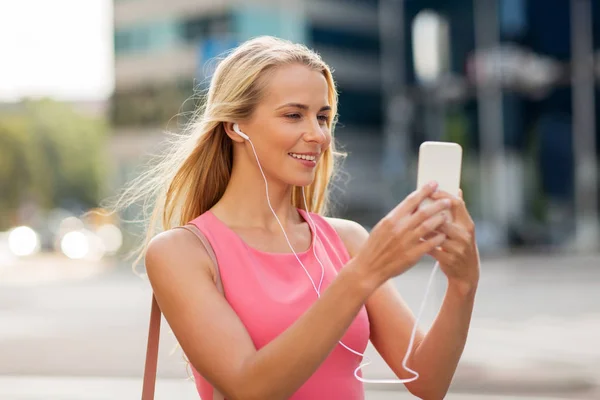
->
<box><xmin>246</xmin><ymin>138</ymin><xmax>325</xmax><ymax>295</ymax></box>
<box><xmin>244</xmin><ymin>131</ymin><xmax>439</xmax><ymax>384</ymax></box>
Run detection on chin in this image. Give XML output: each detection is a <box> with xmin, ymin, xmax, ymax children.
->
<box><xmin>283</xmin><ymin>171</ymin><xmax>317</xmax><ymax>188</ymax></box>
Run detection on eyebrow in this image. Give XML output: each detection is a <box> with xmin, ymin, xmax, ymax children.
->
<box><xmin>276</xmin><ymin>103</ymin><xmax>331</xmax><ymax>112</ymax></box>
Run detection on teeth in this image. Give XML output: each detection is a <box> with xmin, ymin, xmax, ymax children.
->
<box><xmin>289</xmin><ymin>153</ymin><xmax>316</xmax><ymax>161</ymax></box>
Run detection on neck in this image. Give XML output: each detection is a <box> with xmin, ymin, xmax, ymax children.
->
<box><xmin>214</xmin><ymin>160</ymin><xmax>302</xmax><ymax>231</ymax></box>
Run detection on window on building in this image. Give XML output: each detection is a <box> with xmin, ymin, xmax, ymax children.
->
<box><xmin>309</xmin><ymin>26</ymin><xmax>380</xmax><ymax>55</ymax></box>
<box><xmin>147</xmin><ymin>20</ymin><xmax>180</xmax><ymax>51</ymax></box>
<box><xmin>181</xmin><ymin>13</ymin><xmax>232</xmax><ymax>43</ymax></box>
<box><xmin>181</xmin><ymin>18</ymin><xmax>210</xmax><ymax>42</ymax></box>
<box><xmin>337</xmin><ymin>88</ymin><xmax>382</xmax><ymax>128</ymax></box>
<box><xmin>345</xmin><ymin>0</ymin><xmax>378</xmax><ymax>8</ymax></box>
<box><xmin>115</xmin><ymin>16</ymin><xmax>218</xmax><ymax>56</ymax></box>
<box><xmin>114</xmin><ymin>24</ymin><xmax>164</xmax><ymax>54</ymax></box>
<box><xmin>114</xmin><ymin>31</ymin><xmax>130</xmax><ymax>55</ymax></box>
<box><xmin>500</xmin><ymin>0</ymin><xmax>527</xmax><ymax>39</ymax></box>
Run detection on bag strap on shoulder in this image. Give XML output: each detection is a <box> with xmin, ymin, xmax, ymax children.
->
<box><xmin>142</xmin><ymin>224</ymin><xmax>224</xmax><ymax>400</ymax></box>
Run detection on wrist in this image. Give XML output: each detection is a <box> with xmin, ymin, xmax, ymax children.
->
<box><xmin>447</xmin><ymin>277</ymin><xmax>478</xmax><ymax>299</ymax></box>
<box><xmin>342</xmin><ymin>257</ymin><xmax>380</xmax><ymax>298</ymax></box>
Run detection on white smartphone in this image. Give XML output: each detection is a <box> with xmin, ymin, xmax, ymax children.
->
<box><xmin>416</xmin><ymin>141</ymin><xmax>463</xmax><ymax>221</ymax></box>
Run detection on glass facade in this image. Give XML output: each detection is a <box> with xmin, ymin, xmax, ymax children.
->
<box><xmin>232</xmin><ymin>4</ymin><xmax>307</xmax><ymax>44</ymax></box>
<box><xmin>345</xmin><ymin>0</ymin><xmax>378</xmax><ymax>8</ymax></box>
<box><xmin>114</xmin><ymin>13</ymin><xmax>232</xmax><ymax>55</ymax></box>
<box><xmin>309</xmin><ymin>26</ymin><xmax>380</xmax><ymax>55</ymax></box>
<box><xmin>114</xmin><ymin>20</ymin><xmax>180</xmax><ymax>55</ymax></box>
<box><xmin>500</xmin><ymin>0</ymin><xmax>527</xmax><ymax>38</ymax></box>
<box><xmin>181</xmin><ymin>14</ymin><xmax>232</xmax><ymax>43</ymax></box>
<box><xmin>337</xmin><ymin>88</ymin><xmax>382</xmax><ymax>128</ymax></box>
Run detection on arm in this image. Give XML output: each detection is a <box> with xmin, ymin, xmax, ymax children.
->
<box><xmin>327</xmin><ymin>216</ymin><xmax>477</xmax><ymax>400</ymax></box>
<box><xmin>404</xmin><ymin>279</ymin><xmax>475</xmax><ymax>398</ymax></box>
<box><xmin>145</xmin><ymin>228</ymin><xmax>375</xmax><ymax>400</ymax></box>
<box><xmin>368</xmin><ymin>275</ymin><xmax>475</xmax><ymax>399</ymax></box>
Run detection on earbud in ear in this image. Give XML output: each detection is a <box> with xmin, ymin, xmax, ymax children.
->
<box><xmin>232</xmin><ymin>123</ymin><xmax>249</xmax><ymax>140</ymax></box>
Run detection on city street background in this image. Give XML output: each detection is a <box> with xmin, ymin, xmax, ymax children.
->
<box><xmin>2</xmin><ymin>0</ymin><xmax>600</xmax><ymax>399</ymax></box>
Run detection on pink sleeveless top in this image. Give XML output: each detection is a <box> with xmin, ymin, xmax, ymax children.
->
<box><xmin>188</xmin><ymin>209</ymin><xmax>370</xmax><ymax>399</ymax></box>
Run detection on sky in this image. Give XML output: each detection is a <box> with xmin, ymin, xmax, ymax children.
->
<box><xmin>0</xmin><ymin>0</ymin><xmax>114</xmax><ymax>102</ymax></box>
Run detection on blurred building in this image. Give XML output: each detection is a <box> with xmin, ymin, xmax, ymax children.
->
<box><xmin>397</xmin><ymin>0</ymin><xmax>600</xmax><ymax>250</ymax></box>
<box><xmin>111</xmin><ymin>0</ymin><xmax>600</xmax><ymax>248</ymax></box>
<box><xmin>111</xmin><ymin>0</ymin><xmax>384</xmax><ymax>224</ymax></box>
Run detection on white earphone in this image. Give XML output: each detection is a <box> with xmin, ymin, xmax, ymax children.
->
<box><xmin>232</xmin><ymin>123</ymin><xmax>249</xmax><ymax>140</ymax></box>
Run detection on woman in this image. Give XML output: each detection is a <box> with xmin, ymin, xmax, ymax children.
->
<box><xmin>133</xmin><ymin>36</ymin><xmax>480</xmax><ymax>399</ymax></box>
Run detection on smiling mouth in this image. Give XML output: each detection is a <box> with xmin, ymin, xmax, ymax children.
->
<box><xmin>288</xmin><ymin>153</ymin><xmax>317</xmax><ymax>161</ymax></box>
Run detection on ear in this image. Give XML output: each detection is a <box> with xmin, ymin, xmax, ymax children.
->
<box><xmin>223</xmin><ymin>122</ymin><xmax>247</xmax><ymax>143</ymax></box>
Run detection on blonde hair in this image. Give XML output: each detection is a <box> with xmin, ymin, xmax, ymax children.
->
<box><xmin>111</xmin><ymin>36</ymin><xmax>345</xmax><ymax>271</ymax></box>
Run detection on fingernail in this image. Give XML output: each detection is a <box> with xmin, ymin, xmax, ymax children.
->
<box><xmin>443</xmin><ymin>199</ymin><xmax>452</xmax><ymax>206</ymax></box>
<box><xmin>429</xmin><ymin>181</ymin><xmax>438</xmax><ymax>189</ymax></box>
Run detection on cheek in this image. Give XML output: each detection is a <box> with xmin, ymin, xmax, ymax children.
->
<box><xmin>260</xmin><ymin>123</ymin><xmax>297</xmax><ymax>151</ymax></box>
<box><xmin>278</xmin><ymin>128</ymin><xmax>305</xmax><ymax>150</ymax></box>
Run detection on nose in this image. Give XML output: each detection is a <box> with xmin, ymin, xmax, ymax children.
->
<box><xmin>304</xmin><ymin>119</ymin><xmax>330</xmax><ymax>145</ymax></box>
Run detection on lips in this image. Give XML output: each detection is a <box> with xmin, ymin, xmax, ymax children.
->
<box><xmin>288</xmin><ymin>152</ymin><xmax>318</xmax><ymax>161</ymax></box>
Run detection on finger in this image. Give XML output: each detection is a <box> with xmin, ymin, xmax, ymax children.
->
<box><xmin>430</xmin><ymin>190</ymin><xmax>461</xmax><ymax>205</ymax></box>
<box><xmin>458</xmin><ymin>189</ymin><xmax>463</xmax><ymax>199</ymax></box>
<box><xmin>430</xmin><ymin>191</ymin><xmax>471</xmax><ymax>225</ymax></box>
<box><xmin>422</xmin><ymin>230</ymin><xmax>442</xmax><ymax>240</ymax></box>
<box><xmin>412</xmin><ymin>212</ymin><xmax>449</xmax><ymax>242</ymax></box>
<box><xmin>427</xmin><ymin>246</ymin><xmax>454</xmax><ymax>265</ymax></box>
<box><xmin>414</xmin><ymin>233</ymin><xmax>447</xmax><ymax>256</ymax></box>
<box><xmin>406</xmin><ymin>198</ymin><xmax>452</xmax><ymax>230</ymax></box>
<box><xmin>437</xmin><ymin>221</ymin><xmax>469</xmax><ymax>242</ymax></box>
<box><xmin>437</xmin><ymin>238</ymin><xmax>463</xmax><ymax>254</ymax></box>
<box><xmin>389</xmin><ymin>181</ymin><xmax>439</xmax><ymax>220</ymax></box>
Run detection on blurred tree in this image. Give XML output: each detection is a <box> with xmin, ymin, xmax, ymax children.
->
<box><xmin>110</xmin><ymin>80</ymin><xmax>197</xmax><ymax>128</ymax></box>
<box><xmin>0</xmin><ymin>99</ymin><xmax>108</xmax><ymax>229</ymax></box>
<box><xmin>0</xmin><ymin>115</ymin><xmax>38</xmax><ymax>227</ymax></box>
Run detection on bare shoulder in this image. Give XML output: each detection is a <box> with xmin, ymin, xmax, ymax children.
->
<box><xmin>145</xmin><ymin>227</ymin><xmax>216</xmax><ymax>284</ymax></box>
<box><xmin>143</xmin><ymin>227</ymin><xmax>259</xmax><ymax>397</ymax></box>
<box><xmin>323</xmin><ymin>216</ymin><xmax>370</xmax><ymax>258</ymax></box>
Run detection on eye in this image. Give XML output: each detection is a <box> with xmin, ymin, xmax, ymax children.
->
<box><xmin>285</xmin><ymin>113</ymin><xmax>302</xmax><ymax>120</ymax></box>
<box><xmin>317</xmin><ymin>115</ymin><xmax>329</xmax><ymax>124</ymax></box>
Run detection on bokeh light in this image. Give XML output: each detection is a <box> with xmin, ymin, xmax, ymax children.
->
<box><xmin>60</xmin><ymin>230</ymin><xmax>89</xmax><ymax>260</ymax></box>
<box><xmin>96</xmin><ymin>224</ymin><xmax>123</xmax><ymax>254</ymax></box>
<box><xmin>7</xmin><ymin>226</ymin><xmax>40</xmax><ymax>257</ymax></box>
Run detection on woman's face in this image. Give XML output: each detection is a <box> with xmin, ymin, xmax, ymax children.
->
<box><xmin>239</xmin><ymin>63</ymin><xmax>332</xmax><ymax>187</ymax></box>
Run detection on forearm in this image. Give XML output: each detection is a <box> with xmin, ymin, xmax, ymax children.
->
<box><xmin>406</xmin><ymin>280</ymin><xmax>477</xmax><ymax>399</ymax></box>
<box><xmin>237</xmin><ymin>260</ymin><xmax>375</xmax><ymax>400</ymax></box>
